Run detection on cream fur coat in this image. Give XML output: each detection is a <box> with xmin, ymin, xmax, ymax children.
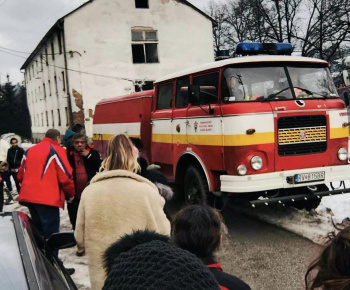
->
<box><xmin>74</xmin><ymin>169</ymin><xmax>171</xmax><ymax>290</ymax></box>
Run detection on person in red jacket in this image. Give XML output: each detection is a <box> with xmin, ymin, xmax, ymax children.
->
<box><xmin>18</xmin><ymin>129</ymin><xmax>75</xmax><ymax>240</ymax></box>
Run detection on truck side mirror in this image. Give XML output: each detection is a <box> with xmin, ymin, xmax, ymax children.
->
<box><xmin>344</xmin><ymin>91</ymin><xmax>350</xmax><ymax>107</ymax></box>
<box><xmin>188</xmin><ymin>84</ymin><xmax>200</xmax><ymax>105</ymax></box>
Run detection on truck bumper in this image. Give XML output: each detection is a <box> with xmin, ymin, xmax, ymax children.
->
<box><xmin>220</xmin><ymin>164</ymin><xmax>350</xmax><ymax>193</ymax></box>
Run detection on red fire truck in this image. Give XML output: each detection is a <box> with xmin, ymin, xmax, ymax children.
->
<box><xmin>93</xmin><ymin>43</ymin><xmax>350</xmax><ymax>209</ymax></box>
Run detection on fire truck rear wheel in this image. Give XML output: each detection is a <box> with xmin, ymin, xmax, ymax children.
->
<box><xmin>184</xmin><ymin>165</ymin><xmax>209</xmax><ymax>205</ymax></box>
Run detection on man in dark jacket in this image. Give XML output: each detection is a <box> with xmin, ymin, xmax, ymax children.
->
<box><xmin>7</xmin><ymin>138</ymin><xmax>24</xmax><ymax>194</ymax></box>
<box><xmin>67</xmin><ymin>133</ymin><xmax>101</xmax><ymax>230</ymax></box>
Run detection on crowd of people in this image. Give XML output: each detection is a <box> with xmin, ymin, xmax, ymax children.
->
<box><xmin>1</xmin><ymin>127</ymin><xmax>350</xmax><ymax>290</ymax></box>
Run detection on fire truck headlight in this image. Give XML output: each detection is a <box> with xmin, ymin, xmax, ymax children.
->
<box><xmin>338</xmin><ymin>147</ymin><xmax>348</xmax><ymax>161</ymax></box>
<box><xmin>237</xmin><ymin>165</ymin><xmax>247</xmax><ymax>176</ymax></box>
<box><xmin>251</xmin><ymin>156</ymin><xmax>263</xmax><ymax>170</ymax></box>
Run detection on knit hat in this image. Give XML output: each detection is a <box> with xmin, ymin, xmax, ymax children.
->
<box><xmin>102</xmin><ymin>230</ymin><xmax>220</xmax><ymax>290</ymax></box>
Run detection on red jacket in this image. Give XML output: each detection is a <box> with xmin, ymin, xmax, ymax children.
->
<box><xmin>18</xmin><ymin>138</ymin><xmax>75</xmax><ymax>209</ymax></box>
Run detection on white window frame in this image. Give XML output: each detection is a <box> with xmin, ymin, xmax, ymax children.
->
<box><xmin>131</xmin><ymin>30</ymin><xmax>159</xmax><ymax>63</ymax></box>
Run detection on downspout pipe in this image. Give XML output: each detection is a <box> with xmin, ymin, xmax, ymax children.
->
<box><xmin>57</xmin><ymin>20</ymin><xmax>73</xmax><ymax>129</ymax></box>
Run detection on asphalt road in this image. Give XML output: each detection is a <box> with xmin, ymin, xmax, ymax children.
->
<box><xmin>217</xmin><ymin>204</ymin><xmax>322</xmax><ymax>290</ymax></box>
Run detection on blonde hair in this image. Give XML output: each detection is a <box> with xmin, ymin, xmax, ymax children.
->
<box><xmin>100</xmin><ymin>134</ymin><xmax>140</xmax><ymax>173</ymax></box>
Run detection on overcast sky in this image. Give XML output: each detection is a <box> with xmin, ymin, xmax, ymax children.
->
<box><xmin>0</xmin><ymin>0</ymin><xmax>214</xmax><ymax>84</ymax></box>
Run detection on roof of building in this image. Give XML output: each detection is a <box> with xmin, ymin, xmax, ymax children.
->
<box><xmin>20</xmin><ymin>0</ymin><xmax>215</xmax><ymax>70</ymax></box>
<box><xmin>155</xmin><ymin>55</ymin><xmax>328</xmax><ymax>83</ymax></box>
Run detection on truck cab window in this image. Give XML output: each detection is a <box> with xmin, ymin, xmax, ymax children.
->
<box><xmin>157</xmin><ymin>83</ymin><xmax>173</xmax><ymax>109</ymax></box>
<box><xmin>176</xmin><ymin>77</ymin><xmax>190</xmax><ymax>108</ymax></box>
<box><xmin>222</xmin><ymin>65</ymin><xmax>334</xmax><ymax>102</ymax></box>
<box><xmin>193</xmin><ymin>73</ymin><xmax>219</xmax><ymax>104</ymax></box>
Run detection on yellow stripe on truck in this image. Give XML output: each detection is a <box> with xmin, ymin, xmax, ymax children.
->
<box><xmin>330</xmin><ymin>127</ymin><xmax>349</xmax><ymax>139</ymax></box>
<box><xmin>224</xmin><ymin>132</ymin><xmax>274</xmax><ymax>146</ymax></box>
<box><xmin>152</xmin><ymin>132</ymin><xmax>275</xmax><ymax>146</ymax></box>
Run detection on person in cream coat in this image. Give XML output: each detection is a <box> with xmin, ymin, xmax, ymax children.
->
<box><xmin>74</xmin><ymin>134</ymin><xmax>170</xmax><ymax>290</ymax></box>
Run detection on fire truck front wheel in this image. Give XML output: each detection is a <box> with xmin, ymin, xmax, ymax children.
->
<box><xmin>184</xmin><ymin>165</ymin><xmax>209</xmax><ymax>205</ymax></box>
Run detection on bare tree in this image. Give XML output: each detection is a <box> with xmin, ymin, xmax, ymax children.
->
<box><xmin>225</xmin><ymin>0</ymin><xmax>270</xmax><ymax>45</ymax></box>
<box><xmin>250</xmin><ymin>0</ymin><xmax>302</xmax><ymax>44</ymax></box>
<box><xmin>204</xmin><ymin>1</ymin><xmax>230</xmax><ymax>53</ymax></box>
<box><xmin>204</xmin><ymin>0</ymin><xmax>350</xmax><ymax>62</ymax></box>
<box><xmin>298</xmin><ymin>0</ymin><xmax>350</xmax><ymax>61</ymax></box>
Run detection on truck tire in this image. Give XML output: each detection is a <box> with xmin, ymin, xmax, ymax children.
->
<box><xmin>184</xmin><ymin>165</ymin><xmax>208</xmax><ymax>205</ymax></box>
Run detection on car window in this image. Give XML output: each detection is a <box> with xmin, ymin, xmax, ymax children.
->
<box><xmin>17</xmin><ymin>212</ymin><xmax>75</xmax><ymax>290</ymax></box>
<box><xmin>0</xmin><ymin>215</ymin><xmax>28</xmax><ymax>290</ymax></box>
<box><xmin>40</xmin><ymin>251</ymin><xmax>72</xmax><ymax>289</ymax></box>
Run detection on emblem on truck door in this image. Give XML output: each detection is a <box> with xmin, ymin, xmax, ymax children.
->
<box><xmin>194</xmin><ymin>121</ymin><xmax>198</xmax><ymax>132</ymax></box>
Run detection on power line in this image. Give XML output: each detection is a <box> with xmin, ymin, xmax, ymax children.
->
<box><xmin>0</xmin><ymin>48</ymin><xmax>136</xmax><ymax>82</ymax></box>
<box><xmin>0</xmin><ymin>48</ymin><xmax>27</xmax><ymax>59</ymax></box>
<box><xmin>0</xmin><ymin>0</ymin><xmax>8</xmax><ymax>8</ymax></box>
<box><xmin>0</xmin><ymin>46</ymin><xmax>31</xmax><ymax>55</ymax></box>
<box><xmin>0</xmin><ymin>45</ymin><xmax>79</xmax><ymax>56</ymax></box>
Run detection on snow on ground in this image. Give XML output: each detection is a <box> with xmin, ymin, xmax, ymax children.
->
<box><xmin>232</xmin><ymin>182</ymin><xmax>350</xmax><ymax>245</ymax></box>
<box><xmin>317</xmin><ymin>181</ymin><xmax>350</xmax><ymax>225</ymax></box>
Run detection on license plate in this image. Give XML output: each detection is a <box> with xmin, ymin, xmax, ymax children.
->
<box><xmin>294</xmin><ymin>171</ymin><xmax>325</xmax><ymax>184</ymax></box>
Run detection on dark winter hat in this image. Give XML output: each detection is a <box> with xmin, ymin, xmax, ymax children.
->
<box><xmin>102</xmin><ymin>231</ymin><xmax>220</xmax><ymax>290</ymax></box>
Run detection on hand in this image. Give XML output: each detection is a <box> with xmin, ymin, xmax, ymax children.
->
<box><xmin>80</xmin><ymin>149</ymin><xmax>89</xmax><ymax>157</ymax></box>
<box><xmin>147</xmin><ymin>164</ymin><xmax>161</xmax><ymax>170</ymax></box>
<box><xmin>10</xmin><ymin>169</ymin><xmax>15</xmax><ymax>172</ymax></box>
<box><xmin>67</xmin><ymin>196</ymin><xmax>74</xmax><ymax>203</ymax></box>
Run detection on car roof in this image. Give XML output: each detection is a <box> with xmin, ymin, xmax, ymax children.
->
<box><xmin>154</xmin><ymin>55</ymin><xmax>328</xmax><ymax>84</ymax></box>
<box><xmin>0</xmin><ymin>213</ymin><xmax>28</xmax><ymax>290</ymax></box>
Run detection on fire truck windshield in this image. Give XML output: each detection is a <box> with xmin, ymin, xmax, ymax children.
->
<box><xmin>222</xmin><ymin>64</ymin><xmax>337</xmax><ymax>102</ymax></box>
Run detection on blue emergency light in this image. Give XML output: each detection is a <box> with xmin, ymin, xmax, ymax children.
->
<box><xmin>235</xmin><ymin>42</ymin><xmax>293</xmax><ymax>56</ymax></box>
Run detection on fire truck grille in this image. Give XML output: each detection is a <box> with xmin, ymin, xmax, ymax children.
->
<box><xmin>279</xmin><ymin>127</ymin><xmax>326</xmax><ymax>144</ymax></box>
<box><xmin>278</xmin><ymin>115</ymin><xmax>327</xmax><ymax>156</ymax></box>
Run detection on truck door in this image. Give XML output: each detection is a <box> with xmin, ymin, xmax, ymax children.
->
<box><xmin>186</xmin><ymin>72</ymin><xmax>224</xmax><ymax>171</ymax></box>
<box><xmin>151</xmin><ymin>82</ymin><xmax>174</xmax><ymax>166</ymax></box>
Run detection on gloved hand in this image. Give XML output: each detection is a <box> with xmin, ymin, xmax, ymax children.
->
<box><xmin>147</xmin><ymin>164</ymin><xmax>161</xmax><ymax>170</ymax></box>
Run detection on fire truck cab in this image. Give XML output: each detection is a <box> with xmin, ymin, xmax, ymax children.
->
<box><xmin>94</xmin><ymin>43</ymin><xmax>350</xmax><ymax>209</ymax></box>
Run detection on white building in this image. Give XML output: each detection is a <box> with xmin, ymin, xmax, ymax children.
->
<box><xmin>21</xmin><ymin>0</ymin><xmax>215</xmax><ymax>141</ymax></box>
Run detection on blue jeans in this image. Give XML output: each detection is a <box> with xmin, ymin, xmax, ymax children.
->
<box><xmin>27</xmin><ymin>203</ymin><xmax>60</xmax><ymax>239</ymax></box>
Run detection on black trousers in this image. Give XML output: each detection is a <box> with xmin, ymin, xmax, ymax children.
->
<box><xmin>27</xmin><ymin>203</ymin><xmax>60</xmax><ymax>239</ymax></box>
<box><xmin>0</xmin><ymin>181</ymin><xmax>3</xmax><ymax>211</ymax></box>
<box><xmin>67</xmin><ymin>197</ymin><xmax>80</xmax><ymax>230</ymax></box>
<box><xmin>0</xmin><ymin>170</ymin><xmax>12</xmax><ymax>192</ymax></box>
<box><xmin>9</xmin><ymin>171</ymin><xmax>20</xmax><ymax>192</ymax></box>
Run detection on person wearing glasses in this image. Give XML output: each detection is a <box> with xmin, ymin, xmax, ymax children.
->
<box><xmin>6</xmin><ymin>137</ymin><xmax>24</xmax><ymax>195</ymax></box>
<box><xmin>66</xmin><ymin>133</ymin><xmax>101</xmax><ymax>232</ymax></box>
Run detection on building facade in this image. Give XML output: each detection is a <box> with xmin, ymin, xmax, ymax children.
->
<box><xmin>21</xmin><ymin>0</ymin><xmax>214</xmax><ymax>141</ymax></box>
